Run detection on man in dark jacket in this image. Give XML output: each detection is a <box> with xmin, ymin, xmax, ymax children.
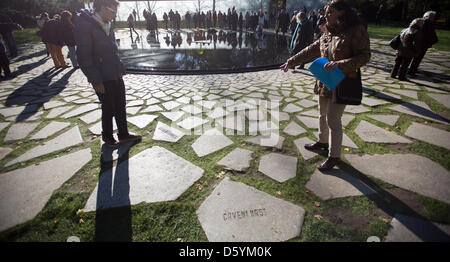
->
<box><xmin>289</xmin><ymin>11</ymin><xmax>314</xmax><ymax>69</ymax></box>
<box><xmin>0</xmin><ymin>39</ymin><xmax>13</xmax><ymax>79</ymax></box>
<box><xmin>74</xmin><ymin>0</ymin><xmax>141</xmax><ymax>146</ymax></box>
<box><xmin>408</xmin><ymin>11</ymin><xmax>438</xmax><ymax>77</ymax></box>
<box><xmin>0</xmin><ymin>20</ymin><xmax>22</xmax><ymax>58</ymax></box>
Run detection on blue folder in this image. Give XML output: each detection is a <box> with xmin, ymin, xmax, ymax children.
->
<box><xmin>308</xmin><ymin>57</ymin><xmax>345</xmax><ymax>90</ymax></box>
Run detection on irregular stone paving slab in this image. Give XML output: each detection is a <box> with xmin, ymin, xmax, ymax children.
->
<box><xmin>387</xmin><ymin>89</ymin><xmax>418</xmax><ymax>99</ymax></box>
<box><xmin>192</xmin><ymin>128</ymin><xmax>234</xmax><ymax>157</ymax></box>
<box><xmin>0</xmin><ymin>122</ymin><xmax>9</xmax><ymax>132</ymax></box>
<box><xmin>141</xmin><ymin>105</ymin><xmax>163</xmax><ymax>113</ymax></box>
<box><xmin>248</xmin><ymin>120</ymin><xmax>279</xmax><ymax>135</ymax></box>
<box><xmin>0</xmin><ymin>104</ymin><xmax>39</xmax><ymax>117</ymax></box>
<box><xmin>341</xmin><ymin>114</ymin><xmax>355</xmax><ymax>126</ymax></box>
<box><xmin>0</xmin><ymin>147</ymin><xmax>13</xmax><ymax>161</ymax></box>
<box><xmin>6</xmin><ymin>126</ymin><xmax>83</xmax><ymax>167</ymax></box>
<box><xmin>313</xmin><ymin>132</ymin><xmax>358</xmax><ymax>149</ymax></box>
<box><xmin>126</xmin><ymin>106</ymin><xmax>141</xmax><ymax>115</ymax></box>
<box><xmin>390</xmin><ymin>101</ymin><xmax>448</xmax><ymax>124</ymax></box>
<box><xmin>258</xmin><ymin>153</ymin><xmax>297</xmax><ymax>183</ymax></box>
<box><xmin>45</xmin><ymin>105</ymin><xmax>75</xmax><ymax>119</ymax></box>
<box><xmin>296</xmin><ymin>115</ymin><xmax>318</xmax><ymax>129</ymax></box>
<box><xmin>61</xmin><ymin>104</ymin><xmax>98</xmax><ymax>119</ymax></box>
<box><xmin>385</xmin><ymin>214</ymin><xmax>450</xmax><ymax>242</ymax></box>
<box><xmin>216</xmin><ymin>114</ymin><xmax>246</xmax><ymax>133</ymax></box>
<box><xmin>177</xmin><ymin>116</ymin><xmax>209</xmax><ymax>130</ymax></box>
<box><xmin>283</xmin><ymin>121</ymin><xmax>307</xmax><ymax>136</ymax></box>
<box><xmin>152</xmin><ymin>121</ymin><xmax>185</xmax><ymax>142</ymax></box>
<box><xmin>208</xmin><ymin>107</ymin><xmax>230</xmax><ymax>119</ymax></box>
<box><xmin>4</xmin><ymin>123</ymin><xmax>39</xmax><ymax>141</ymax></box>
<box><xmin>282</xmin><ymin>103</ymin><xmax>303</xmax><ymax>113</ymax></box>
<box><xmin>367</xmin><ymin>115</ymin><xmax>400</xmax><ymax>126</ymax></box>
<box><xmin>162</xmin><ymin>101</ymin><xmax>181</xmax><ymax>110</ymax></box>
<box><xmin>298</xmin><ymin>99</ymin><xmax>317</xmax><ymax>108</ymax></box>
<box><xmin>293</xmin><ymin>137</ymin><xmax>319</xmax><ymax>160</ymax></box>
<box><xmin>127</xmin><ymin>114</ymin><xmax>158</xmax><ymax>129</ymax></box>
<box><xmin>270</xmin><ymin>111</ymin><xmax>289</xmax><ymax>122</ymax></box>
<box><xmin>196</xmin><ymin>177</ymin><xmax>305</xmax><ymax>242</ymax></box>
<box><xmin>405</xmin><ymin>122</ymin><xmax>450</xmax><ymax>150</ymax></box>
<box><xmin>88</xmin><ymin>121</ymin><xmax>117</xmax><ymax>135</ymax></box>
<box><xmin>43</xmin><ymin>100</ymin><xmax>66</xmax><ymax>110</ymax></box>
<box><xmin>345</xmin><ymin>154</ymin><xmax>450</xmax><ymax>205</ymax></box>
<box><xmin>354</xmin><ymin>120</ymin><xmax>412</xmax><ymax>144</ymax></box>
<box><xmin>305</xmin><ymin>169</ymin><xmax>376</xmax><ymax>200</ymax></box>
<box><xmin>79</xmin><ymin>109</ymin><xmax>102</xmax><ymax>124</ymax></box>
<box><xmin>344</xmin><ymin>105</ymin><xmax>371</xmax><ymax>114</ymax></box>
<box><xmin>300</xmin><ymin>109</ymin><xmax>319</xmax><ymax>117</ymax></box>
<box><xmin>216</xmin><ymin>148</ymin><xmax>253</xmax><ymax>172</ymax></box>
<box><xmin>246</xmin><ymin>109</ymin><xmax>266</xmax><ymax>121</ymax></box>
<box><xmin>427</xmin><ymin>93</ymin><xmax>450</xmax><ymax>109</ymax></box>
<box><xmin>181</xmin><ymin>104</ymin><xmax>202</xmax><ymax>115</ymax></box>
<box><xmin>161</xmin><ymin>111</ymin><xmax>184</xmax><ymax>122</ymax></box>
<box><xmin>361</xmin><ymin>97</ymin><xmax>390</xmax><ymax>107</ymax></box>
<box><xmin>246</xmin><ymin>133</ymin><xmax>284</xmax><ymax>150</ymax></box>
<box><xmin>30</xmin><ymin>121</ymin><xmax>70</xmax><ymax>140</ymax></box>
<box><xmin>84</xmin><ymin>146</ymin><xmax>204</xmax><ymax>212</ymax></box>
<box><xmin>0</xmin><ymin>148</ymin><xmax>92</xmax><ymax>232</ymax></box>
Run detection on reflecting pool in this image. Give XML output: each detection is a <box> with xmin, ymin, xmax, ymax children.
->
<box><xmin>115</xmin><ymin>28</ymin><xmax>291</xmax><ymax>74</ymax></box>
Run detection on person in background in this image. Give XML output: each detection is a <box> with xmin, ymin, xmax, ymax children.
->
<box><xmin>280</xmin><ymin>1</ymin><xmax>370</xmax><ymax>171</ymax></box>
<box><xmin>74</xmin><ymin>0</ymin><xmax>141</xmax><ymax>146</ymax></box>
<box><xmin>390</xmin><ymin>18</ymin><xmax>423</xmax><ymax>81</ymax></box>
<box><xmin>289</xmin><ymin>11</ymin><xmax>314</xmax><ymax>69</ymax></box>
<box><xmin>37</xmin><ymin>12</ymin><xmax>50</xmax><ymax>57</ymax></box>
<box><xmin>42</xmin><ymin>14</ymin><xmax>68</xmax><ymax>68</ymax></box>
<box><xmin>163</xmin><ymin>12</ymin><xmax>168</xmax><ymax>30</ymax></box>
<box><xmin>0</xmin><ymin>19</ymin><xmax>22</xmax><ymax>58</ymax></box>
<box><xmin>314</xmin><ymin>7</ymin><xmax>326</xmax><ymax>40</ymax></box>
<box><xmin>289</xmin><ymin>11</ymin><xmax>298</xmax><ymax>35</ymax></box>
<box><xmin>127</xmin><ymin>13</ymin><xmax>139</xmax><ymax>38</ymax></box>
<box><xmin>408</xmin><ymin>11</ymin><xmax>438</xmax><ymax>77</ymax></box>
<box><xmin>0</xmin><ymin>38</ymin><xmax>13</xmax><ymax>80</ymax></box>
<box><xmin>59</xmin><ymin>11</ymin><xmax>78</xmax><ymax>69</ymax></box>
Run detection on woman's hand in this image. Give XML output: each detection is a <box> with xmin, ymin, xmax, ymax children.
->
<box><xmin>323</xmin><ymin>61</ymin><xmax>339</xmax><ymax>72</ymax></box>
<box><xmin>280</xmin><ymin>62</ymin><xmax>289</xmax><ymax>72</ymax></box>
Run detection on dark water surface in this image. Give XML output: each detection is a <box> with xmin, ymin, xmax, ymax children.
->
<box><xmin>116</xmin><ymin>28</ymin><xmax>291</xmax><ymax>73</ymax></box>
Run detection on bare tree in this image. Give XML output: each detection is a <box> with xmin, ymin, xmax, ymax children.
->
<box><xmin>145</xmin><ymin>1</ymin><xmax>160</xmax><ymax>14</ymax></box>
<box><xmin>134</xmin><ymin>1</ymin><xmax>142</xmax><ymax>21</ymax></box>
<box><xmin>194</xmin><ymin>0</ymin><xmax>210</xmax><ymax>13</ymax></box>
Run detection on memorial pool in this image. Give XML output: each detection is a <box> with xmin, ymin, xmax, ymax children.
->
<box><xmin>116</xmin><ymin>28</ymin><xmax>291</xmax><ymax>74</ymax></box>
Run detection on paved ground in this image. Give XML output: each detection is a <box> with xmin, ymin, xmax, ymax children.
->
<box><xmin>0</xmin><ymin>30</ymin><xmax>449</xmax><ymax>242</ymax></box>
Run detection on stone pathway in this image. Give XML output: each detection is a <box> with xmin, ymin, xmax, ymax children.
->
<box><xmin>0</xmin><ymin>35</ymin><xmax>449</xmax><ymax>242</ymax></box>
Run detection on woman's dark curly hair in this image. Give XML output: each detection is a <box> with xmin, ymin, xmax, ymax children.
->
<box><xmin>328</xmin><ymin>0</ymin><xmax>362</xmax><ymax>29</ymax></box>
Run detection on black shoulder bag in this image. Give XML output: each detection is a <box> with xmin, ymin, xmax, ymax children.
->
<box><xmin>328</xmin><ymin>37</ymin><xmax>362</xmax><ymax>105</ymax></box>
<box><xmin>389</xmin><ymin>34</ymin><xmax>401</xmax><ymax>50</ymax></box>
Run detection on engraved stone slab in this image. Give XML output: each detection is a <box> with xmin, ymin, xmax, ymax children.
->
<box><xmin>305</xmin><ymin>169</ymin><xmax>376</xmax><ymax>200</ymax></box>
<box><xmin>197</xmin><ymin>177</ymin><xmax>305</xmax><ymax>242</ymax></box>
<box><xmin>345</xmin><ymin>154</ymin><xmax>450</xmax><ymax>204</ymax></box>
<box><xmin>405</xmin><ymin>122</ymin><xmax>450</xmax><ymax>150</ymax></box>
<box><xmin>127</xmin><ymin>114</ymin><xmax>158</xmax><ymax>129</ymax></box>
<box><xmin>216</xmin><ymin>148</ymin><xmax>253</xmax><ymax>172</ymax></box>
<box><xmin>0</xmin><ymin>149</ymin><xmax>92</xmax><ymax>232</ymax></box>
<box><xmin>354</xmin><ymin>120</ymin><xmax>412</xmax><ymax>144</ymax></box>
<box><xmin>4</xmin><ymin>123</ymin><xmax>39</xmax><ymax>141</ymax></box>
<box><xmin>84</xmin><ymin>146</ymin><xmax>204</xmax><ymax>211</ymax></box>
<box><xmin>6</xmin><ymin>126</ymin><xmax>83</xmax><ymax>167</ymax></box>
<box><xmin>30</xmin><ymin>121</ymin><xmax>70</xmax><ymax>140</ymax></box>
<box><xmin>192</xmin><ymin>128</ymin><xmax>234</xmax><ymax>157</ymax></box>
<box><xmin>385</xmin><ymin>214</ymin><xmax>450</xmax><ymax>242</ymax></box>
<box><xmin>259</xmin><ymin>153</ymin><xmax>297</xmax><ymax>183</ymax></box>
<box><xmin>152</xmin><ymin>121</ymin><xmax>185</xmax><ymax>142</ymax></box>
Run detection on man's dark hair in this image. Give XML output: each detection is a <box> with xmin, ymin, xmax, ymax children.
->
<box><xmin>93</xmin><ymin>0</ymin><xmax>120</xmax><ymax>12</ymax></box>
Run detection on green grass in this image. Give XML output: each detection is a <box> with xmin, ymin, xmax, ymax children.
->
<box><xmin>13</xmin><ymin>27</ymin><xmax>42</xmax><ymax>47</ymax></box>
<box><xmin>368</xmin><ymin>24</ymin><xmax>450</xmax><ymax>52</ymax></box>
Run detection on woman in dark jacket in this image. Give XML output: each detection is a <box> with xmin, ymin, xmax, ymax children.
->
<box><xmin>281</xmin><ymin>1</ymin><xmax>370</xmax><ymax>171</ymax></box>
<box><xmin>59</xmin><ymin>11</ymin><xmax>78</xmax><ymax>68</ymax></box>
<box><xmin>74</xmin><ymin>0</ymin><xmax>141</xmax><ymax>146</ymax></box>
<box><xmin>42</xmin><ymin>14</ymin><xmax>67</xmax><ymax>68</ymax></box>
<box><xmin>390</xmin><ymin>18</ymin><xmax>423</xmax><ymax>81</ymax></box>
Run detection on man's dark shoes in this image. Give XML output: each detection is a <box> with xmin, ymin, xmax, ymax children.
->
<box><xmin>102</xmin><ymin>136</ymin><xmax>119</xmax><ymax>147</ymax></box>
<box><xmin>318</xmin><ymin>157</ymin><xmax>340</xmax><ymax>171</ymax></box>
<box><xmin>304</xmin><ymin>142</ymin><xmax>329</xmax><ymax>151</ymax></box>
<box><xmin>119</xmin><ymin>133</ymin><xmax>142</xmax><ymax>144</ymax></box>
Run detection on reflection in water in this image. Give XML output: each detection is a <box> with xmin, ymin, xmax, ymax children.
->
<box><xmin>117</xmin><ymin>29</ymin><xmax>290</xmax><ymax>71</ymax></box>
